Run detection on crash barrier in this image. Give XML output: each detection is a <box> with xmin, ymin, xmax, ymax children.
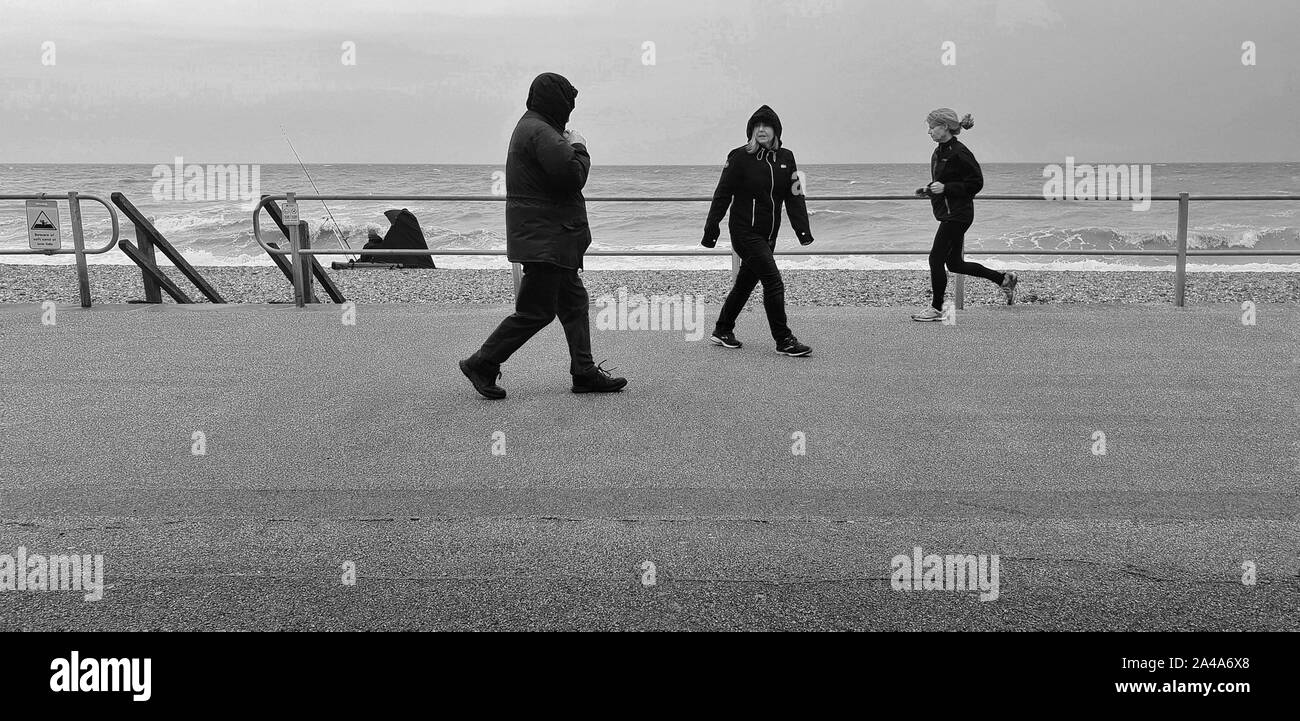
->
<box><xmin>250</xmin><ymin>193</ymin><xmax>1300</xmax><ymax>309</ymax></box>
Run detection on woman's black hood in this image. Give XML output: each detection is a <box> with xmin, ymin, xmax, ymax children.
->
<box><xmin>526</xmin><ymin>72</ymin><xmax>578</xmax><ymax>132</ymax></box>
<box><xmin>746</xmin><ymin>105</ymin><xmax>782</xmax><ymax>141</ymax></box>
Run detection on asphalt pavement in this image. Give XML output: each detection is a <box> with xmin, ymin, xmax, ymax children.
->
<box><xmin>1</xmin><ymin>301</ymin><xmax>1296</xmax><ymax>630</ymax></box>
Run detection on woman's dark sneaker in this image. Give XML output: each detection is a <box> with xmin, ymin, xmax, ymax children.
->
<box><xmin>776</xmin><ymin>337</ymin><xmax>812</xmax><ymax>357</ymax></box>
<box><xmin>459</xmin><ymin>357</ymin><xmax>506</xmax><ymax>399</ymax></box>
<box><xmin>572</xmin><ymin>360</ymin><xmax>628</xmax><ymax>394</ymax></box>
<box><xmin>1001</xmin><ymin>272</ymin><xmax>1019</xmax><ymax>305</ymax></box>
<box><xmin>710</xmin><ymin>332</ymin><xmax>742</xmax><ymax>349</ymax></box>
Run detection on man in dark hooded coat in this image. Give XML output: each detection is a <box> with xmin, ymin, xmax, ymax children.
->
<box><xmin>459</xmin><ymin>72</ymin><xmax>627</xmax><ymax>399</ymax></box>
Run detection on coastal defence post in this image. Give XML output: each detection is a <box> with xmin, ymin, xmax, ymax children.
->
<box><xmin>111</xmin><ymin>192</ymin><xmax>226</xmax><ymax>304</ymax></box>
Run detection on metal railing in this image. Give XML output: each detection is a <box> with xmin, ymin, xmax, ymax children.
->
<box><xmin>252</xmin><ymin>192</ymin><xmax>1300</xmax><ymax>308</ymax></box>
<box><xmin>1</xmin><ymin>192</ymin><xmax>121</xmax><ymax>307</ymax></box>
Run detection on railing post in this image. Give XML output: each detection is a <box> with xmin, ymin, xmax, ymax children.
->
<box><xmin>286</xmin><ymin>192</ymin><xmax>306</xmax><ymax>308</ymax></box>
<box><xmin>954</xmin><ymin>272</ymin><xmax>964</xmax><ymax>310</ymax></box>
<box><xmin>299</xmin><ymin>220</ymin><xmax>316</xmax><ymax>304</ymax></box>
<box><xmin>135</xmin><ymin>222</ymin><xmax>162</xmax><ymax>303</ymax></box>
<box><xmin>68</xmin><ymin>192</ymin><xmax>92</xmax><ymax>308</ymax></box>
<box><xmin>1175</xmin><ymin>192</ymin><xmax>1189</xmax><ymax>308</ymax></box>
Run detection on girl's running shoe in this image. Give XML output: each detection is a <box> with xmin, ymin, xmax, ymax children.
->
<box><xmin>911</xmin><ymin>307</ymin><xmax>944</xmax><ymax>322</ymax></box>
<box><xmin>1001</xmin><ymin>272</ymin><xmax>1019</xmax><ymax>305</ymax></box>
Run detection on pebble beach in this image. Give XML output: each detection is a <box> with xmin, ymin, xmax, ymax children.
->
<box><xmin>1</xmin><ymin>264</ymin><xmax>1298</xmax><ymax>306</ymax></box>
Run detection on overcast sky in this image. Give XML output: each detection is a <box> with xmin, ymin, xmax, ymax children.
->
<box><xmin>1</xmin><ymin>0</ymin><xmax>1296</xmax><ymax>164</ymax></box>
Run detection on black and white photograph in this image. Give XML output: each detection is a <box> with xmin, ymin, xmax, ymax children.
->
<box><xmin>0</xmin><ymin>0</ymin><xmax>1295</xmax><ymax>704</ymax></box>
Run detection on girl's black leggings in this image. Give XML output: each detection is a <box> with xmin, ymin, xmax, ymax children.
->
<box><xmin>929</xmin><ymin>219</ymin><xmax>1005</xmax><ymax>310</ymax></box>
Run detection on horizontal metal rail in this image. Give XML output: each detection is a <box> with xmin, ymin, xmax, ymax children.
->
<box><xmin>254</xmin><ymin>194</ymin><xmax>1240</xmax><ymax>202</ymax></box>
<box><xmin>251</xmin><ymin>193</ymin><xmax>1300</xmax><ymax>258</ymax></box>
<box><xmin>0</xmin><ymin>192</ymin><xmax>121</xmax><ymax>307</ymax></box>
<box><xmin>251</xmin><ymin>193</ymin><xmax>1300</xmax><ymax>308</ymax></box>
<box><xmin>0</xmin><ymin>193</ymin><xmax>120</xmax><ymax>255</ymax></box>
<box><xmin>250</xmin><ymin>193</ymin><xmax>1297</xmax><ymax>203</ymax></box>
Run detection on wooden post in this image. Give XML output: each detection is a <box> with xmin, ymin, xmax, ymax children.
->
<box><xmin>117</xmin><ymin>241</ymin><xmax>194</xmax><ymax>302</ymax></box>
<box><xmin>263</xmin><ymin>197</ymin><xmax>346</xmax><ymax>304</ymax></box>
<box><xmin>111</xmin><ymin>193</ymin><xmax>225</xmax><ymax>303</ymax></box>
<box><xmin>68</xmin><ymin>192</ymin><xmax>92</xmax><ymax>308</ymax></box>
<box><xmin>287</xmin><ymin>192</ymin><xmax>306</xmax><ymax>308</ymax></box>
<box><xmin>954</xmin><ymin>272</ymin><xmax>964</xmax><ymax>310</ymax></box>
<box><xmin>135</xmin><ymin>223</ymin><xmax>162</xmax><ymax>303</ymax></box>
<box><xmin>299</xmin><ymin>220</ymin><xmax>317</xmax><ymax>304</ymax></box>
<box><xmin>1175</xmin><ymin>192</ymin><xmax>1189</xmax><ymax>308</ymax></box>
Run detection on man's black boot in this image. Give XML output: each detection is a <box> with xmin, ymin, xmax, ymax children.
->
<box><xmin>571</xmin><ymin>361</ymin><xmax>627</xmax><ymax>394</ymax></box>
<box><xmin>459</xmin><ymin>355</ymin><xmax>506</xmax><ymax>399</ymax></box>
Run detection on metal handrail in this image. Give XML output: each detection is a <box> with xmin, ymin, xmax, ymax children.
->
<box><xmin>0</xmin><ymin>192</ymin><xmax>121</xmax><ymax>307</ymax></box>
<box><xmin>0</xmin><ymin>193</ymin><xmax>120</xmax><ymax>254</ymax></box>
<box><xmin>251</xmin><ymin>193</ymin><xmax>1300</xmax><ymax>308</ymax></box>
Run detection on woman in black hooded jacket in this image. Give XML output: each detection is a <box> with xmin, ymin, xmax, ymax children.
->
<box><xmin>702</xmin><ymin>105</ymin><xmax>815</xmax><ymax>356</ymax></box>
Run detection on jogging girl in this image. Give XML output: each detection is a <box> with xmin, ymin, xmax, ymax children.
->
<box><xmin>911</xmin><ymin>109</ymin><xmax>1017</xmax><ymax>321</ymax></box>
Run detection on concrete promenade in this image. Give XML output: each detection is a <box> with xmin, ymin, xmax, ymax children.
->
<box><xmin>1</xmin><ymin>302</ymin><xmax>1296</xmax><ymax>630</ymax></box>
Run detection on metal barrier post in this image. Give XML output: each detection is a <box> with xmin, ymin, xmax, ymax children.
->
<box><xmin>68</xmin><ymin>192</ymin><xmax>92</xmax><ymax>308</ymax></box>
<box><xmin>1175</xmin><ymin>192</ymin><xmax>1189</xmax><ymax>308</ymax></box>
<box><xmin>286</xmin><ymin>192</ymin><xmax>306</xmax><ymax>308</ymax></box>
<box><xmin>954</xmin><ymin>272</ymin><xmax>964</xmax><ymax>311</ymax></box>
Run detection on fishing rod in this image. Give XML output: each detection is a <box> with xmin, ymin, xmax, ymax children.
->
<box><xmin>280</xmin><ymin>125</ymin><xmax>357</xmax><ymax>260</ymax></box>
